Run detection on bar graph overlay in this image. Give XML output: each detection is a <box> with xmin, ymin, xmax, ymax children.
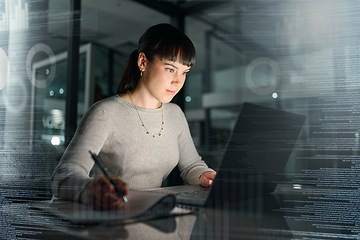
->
<box><xmin>0</xmin><ymin>0</ymin><xmax>29</xmax><ymax>31</ymax></box>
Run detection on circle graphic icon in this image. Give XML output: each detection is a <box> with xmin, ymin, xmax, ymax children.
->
<box><xmin>245</xmin><ymin>57</ymin><xmax>280</xmax><ymax>95</ymax></box>
<box><xmin>26</xmin><ymin>43</ymin><xmax>56</xmax><ymax>88</ymax></box>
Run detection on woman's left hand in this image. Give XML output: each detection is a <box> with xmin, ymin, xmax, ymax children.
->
<box><xmin>199</xmin><ymin>171</ymin><xmax>216</xmax><ymax>187</ymax></box>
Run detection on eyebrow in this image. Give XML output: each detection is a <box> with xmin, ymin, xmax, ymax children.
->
<box><xmin>164</xmin><ymin>63</ymin><xmax>191</xmax><ymax>71</ymax></box>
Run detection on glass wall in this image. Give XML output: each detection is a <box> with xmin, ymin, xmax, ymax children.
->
<box><xmin>184</xmin><ymin>1</ymin><xmax>343</xmax><ymax>169</ymax></box>
<box><xmin>1</xmin><ymin>0</ymin><xmax>359</xmax><ymax>194</ymax></box>
<box><xmin>1</xmin><ymin>0</ymin><xmax>360</xmax><ymax>238</ymax></box>
<box><xmin>32</xmin><ymin>44</ymin><xmax>89</xmax><ymax>146</ymax></box>
<box><xmin>0</xmin><ymin>0</ymin><xmax>71</xmax><ymax>208</ymax></box>
<box><xmin>183</xmin><ymin>4</ymin><xmax>360</xmax><ymax>236</ymax></box>
<box><xmin>92</xmin><ymin>44</ymin><xmax>131</xmax><ymax>101</ymax></box>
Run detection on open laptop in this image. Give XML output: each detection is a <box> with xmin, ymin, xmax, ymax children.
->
<box><xmin>148</xmin><ymin>102</ymin><xmax>306</xmax><ymax>208</ymax></box>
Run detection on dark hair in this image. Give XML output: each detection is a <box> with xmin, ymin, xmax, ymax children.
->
<box><xmin>117</xmin><ymin>23</ymin><xmax>196</xmax><ymax>94</ymax></box>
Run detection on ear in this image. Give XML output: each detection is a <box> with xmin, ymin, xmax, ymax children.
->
<box><xmin>137</xmin><ymin>52</ymin><xmax>147</xmax><ymax>72</ymax></box>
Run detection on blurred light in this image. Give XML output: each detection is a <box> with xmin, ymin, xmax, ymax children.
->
<box><xmin>3</xmin><ymin>81</ymin><xmax>27</xmax><ymax>113</ymax></box>
<box><xmin>49</xmin><ymin>90</ymin><xmax>54</xmax><ymax>96</ymax></box>
<box><xmin>51</xmin><ymin>136</ymin><xmax>61</xmax><ymax>145</ymax></box>
<box><xmin>0</xmin><ymin>48</ymin><xmax>9</xmax><ymax>90</ymax></box>
<box><xmin>59</xmin><ymin>88</ymin><xmax>64</xmax><ymax>94</ymax></box>
<box><xmin>272</xmin><ymin>92</ymin><xmax>278</xmax><ymax>99</ymax></box>
<box><xmin>185</xmin><ymin>96</ymin><xmax>192</xmax><ymax>102</ymax></box>
<box><xmin>293</xmin><ymin>184</ymin><xmax>302</xmax><ymax>190</ymax></box>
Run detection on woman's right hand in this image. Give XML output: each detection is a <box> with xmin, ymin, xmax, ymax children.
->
<box><xmin>86</xmin><ymin>176</ymin><xmax>128</xmax><ymax>210</ymax></box>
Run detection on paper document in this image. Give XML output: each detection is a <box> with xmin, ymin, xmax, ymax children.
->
<box><xmin>31</xmin><ymin>190</ymin><xmax>179</xmax><ymax>224</ymax></box>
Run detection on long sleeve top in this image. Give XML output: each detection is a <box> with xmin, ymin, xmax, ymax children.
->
<box><xmin>51</xmin><ymin>95</ymin><xmax>213</xmax><ymax>204</ymax></box>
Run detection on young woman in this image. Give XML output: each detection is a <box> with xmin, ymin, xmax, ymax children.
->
<box><xmin>51</xmin><ymin>23</ymin><xmax>216</xmax><ymax>210</ymax></box>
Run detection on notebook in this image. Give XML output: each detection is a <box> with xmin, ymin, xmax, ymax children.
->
<box><xmin>148</xmin><ymin>102</ymin><xmax>306</xmax><ymax>208</ymax></box>
<box><xmin>30</xmin><ymin>190</ymin><xmax>190</xmax><ymax>224</ymax></box>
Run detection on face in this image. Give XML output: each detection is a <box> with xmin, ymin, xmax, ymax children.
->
<box><xmin>139</xmin><ymin>53</ymin><xmax>191</xmax><ymax>104</ymax></box>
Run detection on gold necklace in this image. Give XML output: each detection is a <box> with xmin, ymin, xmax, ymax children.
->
<box><xmin>128</xmin><ymin>92</ymin><xmax>164</xmax><ymax>137</ymax></box>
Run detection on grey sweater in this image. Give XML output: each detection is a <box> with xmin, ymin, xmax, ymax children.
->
<box><xmin>51</xmin><ymin>95</ymin><xmax>213</xmax><ymax>203</ymax></box>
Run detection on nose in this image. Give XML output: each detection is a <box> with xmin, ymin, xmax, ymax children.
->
<box><xmin>172</xmin><ymin>73</ymin><xmax>185</xmax><ymax>86</ymax></box>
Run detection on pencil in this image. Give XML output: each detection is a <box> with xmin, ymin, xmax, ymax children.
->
<box><xmin>89</xmin><ymin>151</ymin><xmax>128</xmax><ymax>203</ymax></box>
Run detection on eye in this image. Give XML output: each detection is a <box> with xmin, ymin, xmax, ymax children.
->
<box><xmin>166</xmin><ymin>68</ymin><xmax>175</xmax><ymax>73</ymax></box>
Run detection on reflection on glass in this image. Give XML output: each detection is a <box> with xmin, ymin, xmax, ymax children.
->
<box><xmin>33</xmin><ymin>50</ymin><xmax>87</xmax><ymax>146</ymax></box>
<box><xmin>63</xmin><ymin>214</ymin><xmax>197</xmax><ymax>240</ymax></box>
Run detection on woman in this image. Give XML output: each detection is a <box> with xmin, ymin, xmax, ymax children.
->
<box><xmin>51</xmin><ymin>23</ymin><xmax>216</xmax><ymax>210</ymax></box>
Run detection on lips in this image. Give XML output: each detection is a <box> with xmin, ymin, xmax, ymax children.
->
<box><xmin>166</xmin><ymin>89</ymin><xmax>176</xmax><ymax>95</ymax></box>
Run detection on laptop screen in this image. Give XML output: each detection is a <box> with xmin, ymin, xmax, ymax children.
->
<box><xmin>207</xmin><ymin>102</ymin><xmax>306</xmax><ymax>207</ymax></box>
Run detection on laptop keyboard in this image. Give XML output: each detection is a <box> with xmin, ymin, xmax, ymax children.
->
<box><xmin>175</xmin><ymin>188</ymin><xmax>209</xmax><ymax>199</ymax></box>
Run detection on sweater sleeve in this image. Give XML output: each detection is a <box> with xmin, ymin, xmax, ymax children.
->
<box><xmin>51</xmin><ymin>101</ymin><xmax>110</xmax><ymax>204</ymax></box>
<box><xmin>177</xmin><ymin>111</ymin><xmax>214</xmax><ymax>185</ymax></box>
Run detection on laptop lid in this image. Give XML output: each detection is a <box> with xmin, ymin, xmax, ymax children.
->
<box><xmin>205</xmin><ymin>102</ymin><xmax>306</xmax><ymax>208</ymax></box>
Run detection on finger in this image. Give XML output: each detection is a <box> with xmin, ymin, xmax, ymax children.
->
<box><xmin>107</xmin><ymin>193</ymin><xmax>126</xmax><ymax>209</ymax></box>
<box><xmin>200</xmin><ymin>175</ymin><xmax>212</xmax><ymax>187</ymax></box>
<box><xmin>112</xmin><ymin>178</ymin><xmax>128</xmax><ymax>195</ymax></box>
<box><xmin>98</xmin><ymin>177</ymin><xmax>128</xmax><ymax>209</ymax></box>
<box><xmin>208</xmin><ymin>172</ymin><xmax>216</xmax><ymax>180</ymax></box>
<box><xmin>102</xmin><ymin>190</ymin><xmax>127</xmax><ymax>209</ymax></box>
<box><xmin>88</xmin><ymin>176</ymin><xmax>128</xmax><ymax>210</ymax></box>
<box><xmin>93</xmin><ymin>192</ymin><xmax>117</xmax><ymax>210</ymax></box>
<box><xmin>99</xmin><ymin>176</ymin><xmax>115</xmax><ymax>192</ymax></box>
<box><xmin>204</xmin><ymin>171</ymin><xmax>216</xmax><ymax>180</ymax></box>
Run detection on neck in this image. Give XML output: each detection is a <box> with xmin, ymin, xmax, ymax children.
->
<box><xmin>127</xmin><ymin>91</ymin><xmax>162</xmax><ymax>109</ymax></box>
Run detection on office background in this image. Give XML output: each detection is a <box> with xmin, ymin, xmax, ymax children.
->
<box><xmin>1</xmin><ymin>0</ymin><xmax>360</xmax><ymax>238</ymax></box>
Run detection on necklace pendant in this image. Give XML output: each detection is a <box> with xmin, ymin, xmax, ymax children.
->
<box><xmin>128</xmin><ymin>92</ymin><xmax>164</xmax><ymax>138</ymax></box>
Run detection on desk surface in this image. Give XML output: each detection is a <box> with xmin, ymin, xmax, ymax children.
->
<box><xmin>1</xmin><ymin>185</ymin><xmax>359</xmax><ymax>240</ymax></box>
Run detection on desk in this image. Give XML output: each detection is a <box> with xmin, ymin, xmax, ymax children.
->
<box><xmin>1</xmin><ymin>186</ymin><xmax>359</xmax><ymax>240</ymax></box>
